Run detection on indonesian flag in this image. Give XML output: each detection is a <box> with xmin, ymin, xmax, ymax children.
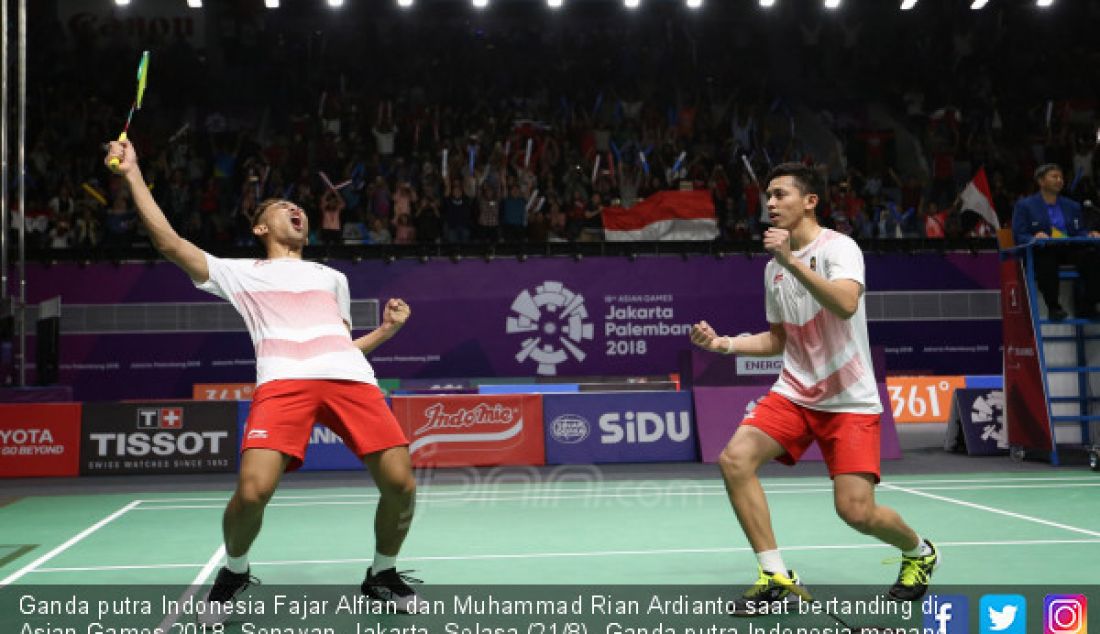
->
<box><xmin>959</xmin><ymin>167</ymin><xmax>999</xmax><ymax>229</ymax></box>
<box><xmin>602</xmin><ymin>190</ymin><xmax>718</xmax><ymax>241</ymax></box>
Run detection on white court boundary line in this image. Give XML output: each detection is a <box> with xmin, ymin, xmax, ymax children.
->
<box><xmin>156</xmin><ymin>544</ymin><xmax>225</xmax><ymax>633</ymax></box>
<box><xmin>0</xmin><ymin>500</ymin><xmax>141</xmax><ymax>587</ymax></box>
<box><xmin>129</xmin><ymin>481</ymin><xmax>1100</xmax><ymax>510</ymax></box>
<box><xmin>29</xmin><ymin>537</ymin><xmax>1100</xmax><ymax>573</ymax></box>
<box><xmin>130</xmin><ymin>474</ymin><xmax>1100</xmax><ymax>504</ymax></box>
<box><xmin>882</xmin><ymin>483</ymin><xmax>1100</xmax><ymax>538</ymax></box>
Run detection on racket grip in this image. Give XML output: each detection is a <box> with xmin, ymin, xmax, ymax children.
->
<box><xmin>107</xmin><ymin>132</ymin><xmax>128</xmax><ymax>171</ymax></box>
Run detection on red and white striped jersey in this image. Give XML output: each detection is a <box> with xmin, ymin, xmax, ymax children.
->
<box><xmin>764</xmin><ymin>229</ymin><xmax>882</xmax><ymax>414</ymax></box>
<box><xmin>196</xmin><ymin>254</ymin><xmax>376</xmax><ymax>387</ymax></box>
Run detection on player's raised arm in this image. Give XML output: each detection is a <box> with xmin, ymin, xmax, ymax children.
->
<box><xmin>354</xmin><ymin>299</ymin><xmax>411</xmax><ymax>355</ymax></box>
<box><xmin>105</xmin><ymin>140</ymin><xmax>209</xmax><ymax>284</ymax></box>
<box><xmin>690</xmin><ymin>320</ymin><xmax>786</xmax><ymax>357</ymax></box>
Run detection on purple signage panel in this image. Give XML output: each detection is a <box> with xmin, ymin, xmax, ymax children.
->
<box><xmin>26</xmin><ymin>254</ymin><xmax>1003</xmax><ymax>401</ymax></box>
<box><xmin>543</xmin><ymin>391</ymin><xmax>697</xmax><ymax>464</ymax></box>
<box><xmin>692</xmin><ymin>385</ymin><xmax>902</xmax><ymax>464</ymax></box>
<box><xmin>948</xmin><ymin>388</ymin><xmax>1007</xmax><ymax>456</ymax></box>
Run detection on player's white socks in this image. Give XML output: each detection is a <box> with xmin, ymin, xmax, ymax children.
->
<box><xmin>372</xmin><ymin>552</ymin><xmax>397</xmax><ymax>574</ymax></box>
<box><xmin>226</xmin><ymin>554</ymin><xmax>249</xmax><ymax>574</ymax></box>
<box><xmin>756</xmin><ymin>550</ymin><xmax>787</xmax><ymax>576</ymax></box>
<box><xmin>903</xmin><ymin>538</ymin><xmax>931</xmax><ymax>557</ymax></box>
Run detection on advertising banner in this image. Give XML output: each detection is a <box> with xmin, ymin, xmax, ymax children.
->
<box><xmin>543</xmin><ymin>392</ymin><xmax>697</xmax><ymax>464</ymax></box>
<box><xmin>234</xmin><ymin>402</ymin><xmax>363</xmax><ymax>472</ymax></box>
<box><xmin>885</xmin><ymin>376</ymin><xmax>967</xmax><ymax>424</ymax></box>
<box><xmin>29</xmin><ymin>254</ymin><xmax>1002</xmax><ymax>401</ymax></box>
<box><xmin>999</xmin><ymin>256</ymin><xmax>1051</xmax><ymax>451</ymax></box>
<box><xmin>194</xmin><ymin>383</ymin><xmax>256</xmax><ymax>401</ymax></box>
<box><xmin>80</xmin><ymin>402</ymin><xmax>238</xmax><ymax>475</ymax></box>
<box><xmin>391</xmin><ymin>395</ymin><xmax>544</xmax><ymax>467</ymax></box>
<box><xmin>0</xmin><ymin>404</ymin><xmax>82</xmax><ymax>477</ymax></box>
<box><xmin>945</xmin><ymin>388</ymin><xmax>1008</xmax><ymax>456</ymax></box>
<box><xmin>693</xmin><ymin>385</ymin><xmax>902</xmax><ymax>463</ymax></box>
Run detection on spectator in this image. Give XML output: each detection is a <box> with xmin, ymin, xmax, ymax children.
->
<box><xmin>442</xmin><ymin>182</ymin><xmax>472</xmax><ymax>244</ymax></box>
<box><xmin>320</xmin><ymin>189</ymin><xmax>346</xmax><ymax>246</ymax></box>
<box><xmin>1011</xmin><ymin>163</ymin><xmax>1100</xmax><ymax>320</ymax></box>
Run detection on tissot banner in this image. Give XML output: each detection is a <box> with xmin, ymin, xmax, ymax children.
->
<box><xmin>80</xmin><ymin>402</ymin><xmax>238</xmax><ymax>475</ymax></box>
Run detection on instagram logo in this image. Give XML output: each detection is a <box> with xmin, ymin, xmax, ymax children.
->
<box><xmin>1045</xmin><ymin>595</ymin><xmax>1088</xmax><ymax>634</ymax></box>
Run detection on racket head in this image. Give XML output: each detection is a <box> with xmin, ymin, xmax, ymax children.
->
<box><xmin>134</xmin><ymin>50</ymin><xmax>150</xmax><ymax>109</ymax></box>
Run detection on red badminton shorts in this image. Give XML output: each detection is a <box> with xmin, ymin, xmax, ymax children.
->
<box><xmin>242</xmin><ymin>379</ymin><xmax>408</xmax><ymax>471</ymax></box>
<box><xmin>742</xmin><ymin>391</ymin><xmax>881</xmax><ymax>481</ymax></box>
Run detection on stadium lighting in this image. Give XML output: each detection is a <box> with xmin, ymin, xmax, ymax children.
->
<box><xmin>624</xmin><ymin>0</ymin><xmax>641</xmax><ymax>8</ymax></box>
<box><xmin>264</xmin><ymin>0</ymin><xmax>279</xmax><ymax>7</ymax></box>
<box><xmin>759</xmin><ymin>0</ymin><xmax>776</xmax><ymax>6</ymax></box>
<box><xmin>686</xmin><ymin>0</ymin><xmax>704</xmax><ymax>8</ymax></box>
<box><xmin>900</xmin><ymin>0</ymin><xmax>917</xmax><ymax>9</ymax></box>
<box><xmin>114</xmin><ymin>0</ymin><xmax>130</xmax><ymax>5</ymax></box>
<box><xmin>327</xmin><ymin>0</ymin><xmax>343</xmax><ymax>6</ymax></box>
<box><xmin>970</xmin><ymin>0</ymin><xmax>988</xmax><ymax>7</ymax></box>
<box><xmin>186</xmin><ymin>0</ymin><xmax>202</xmax><ymax>7</ymax></box>
<box><xmin>1036</xmin><ymin>0</ymin><xmax>1053</xmax><ymax>6</ymax></box>
<box><xmin>472</xmin><ymin>0</ymin><xmax>489</xmax><ymax>8</ymax></box>
<box><xmin>397</xmin><ymin>0</ymin><xmax>413</xmax><ymax>6</ymax></box>
<box><xmin>547</xmin><ymin>0</ymin><xmax>563</xmax><ymax>7</ymax></box>
<box><xmin>824</xmin><ymin>0</ymin><xmax>841</xmax><ymax>8</ymax></box>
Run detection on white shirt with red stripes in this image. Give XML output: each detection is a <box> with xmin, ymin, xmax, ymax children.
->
<box><xmin>764</xmin><ymin>228</ymin><xmax>882</xmax><ymax>414</ymax></box>
<box><xmin>196</xmin><ymin>254</ymin><xmax>377</xmax><ymax>387</ymax></box>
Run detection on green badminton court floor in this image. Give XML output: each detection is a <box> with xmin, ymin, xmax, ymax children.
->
<box><xmin>2</xmin><ymin>471</ymin><xmax>1098</xmax><ymax>589</ymax></box>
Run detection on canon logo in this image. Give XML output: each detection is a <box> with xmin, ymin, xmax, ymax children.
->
<box><xmin>89</xmin><ymin>432</ymin><xmax>228</xmax><ymax>457</ymax></box>
<box><xmin>599</xmin><ymin>412</ymin><xmax>691</xmax><ymax>444</ymax></box>
<box><xmin>0</xmin><ymin>429</ymin><xmax>55</xmax><ymax>445</ymax></box>
<box><xmin>414</xmin><ymin>403</ymin><xmax>518</xmax><ymax>436</ymax></box>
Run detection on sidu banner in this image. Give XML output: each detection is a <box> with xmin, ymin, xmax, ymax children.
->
<box><xmin>81</xmin><ymin>402</ymin><xmax>238</xmax><ymax>475</ymax></box>
<box><xmin>543</xmin><ymin>391</ymin><xmax>697</xmax><ymax>464</ymax></box>
<box><xmin>0</xmin><ymin>404</ymin><xmax>83</xmax><ymax>478</ymax></box>
<box><xmin>391</xmin><ymin>394</ymin><xmax>544</xmax><ymax>468</ymax></box>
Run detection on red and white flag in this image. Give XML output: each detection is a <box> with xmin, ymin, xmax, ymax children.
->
<box><xmin>602</xmin><ymin>190</ymin><xmax>718</xmax><ymax>241</ymax></box>
<box><xmin>959</xmin><ymin>167</ymin><xmax>999</xmax><ymax>229</ymax></box>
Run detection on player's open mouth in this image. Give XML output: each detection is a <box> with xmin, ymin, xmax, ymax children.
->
<box><xmin>290</xmin><ymin>214</ymin><xmax>303</xmax><ymax>230</ymax></box>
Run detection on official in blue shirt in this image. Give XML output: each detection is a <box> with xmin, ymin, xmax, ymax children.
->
<box><xmin>1011</xmin><ymin>164</ymin><xmax>1100</xmax><ymax>320</ymax></box>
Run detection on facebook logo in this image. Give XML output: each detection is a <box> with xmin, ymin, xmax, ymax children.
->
<box><xmin>924</xmin><ymin>595</ymin><xmax>970</xmax><ymax>634</ymax></box>
<box><xmin>981</xmin><ymin>595</ymin><xmax>1026</xmax><ymax>634</ymax></box>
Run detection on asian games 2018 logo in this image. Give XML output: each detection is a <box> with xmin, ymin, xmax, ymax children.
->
<box><xmin>506</xmin><ymin>281</ymin><xmax>594</xmax><ymax>375</ymax></box>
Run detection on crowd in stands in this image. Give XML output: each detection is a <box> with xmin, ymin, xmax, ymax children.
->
<box><xmin>12</xmin><ymin>0</ymin><xmax>1100</xmax><ymax>254</ymax></box>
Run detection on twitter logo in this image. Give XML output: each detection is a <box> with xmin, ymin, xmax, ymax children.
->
<box><xmin>982</xmin><ymin>595</ymin><xmax>1027</xmax><ymax>634</ymax></box>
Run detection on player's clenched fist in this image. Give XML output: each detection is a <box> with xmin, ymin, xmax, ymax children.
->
<box><xmin>104</xmin><ymin>140</ymin><xmax>138</xmax><ymax>175</ymax></box>
<box><xmin>690</xmin><ymin>320</ymin><xmax>725</xmax><ymax>353</ymax></box>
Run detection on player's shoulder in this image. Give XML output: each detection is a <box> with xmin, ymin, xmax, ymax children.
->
<box><xmin>819</xmin><ymin>228</ymin><xmax>862</xmax><ymax>255</ymax></box>
<box><xmin>209</xmin><ymin>255</ymin><xmax>261</xmax><ymax>271</ymax></box>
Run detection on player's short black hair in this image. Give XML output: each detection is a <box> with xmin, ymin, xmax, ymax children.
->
<box><xmin>765</xmin><ymin>162</ymin><xmax>823</xmax><ymax>200</ymax></box>
<box><xmin>251</xmin><ymin>198</ymin><xmax>289</xmax><ymax>227</ymax></box>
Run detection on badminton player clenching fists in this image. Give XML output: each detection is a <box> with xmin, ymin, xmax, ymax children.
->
<box><xmin>105</xmin><ymin>139</ymin><xmax>423</xmax><ymax>617</ymax></box>
<box><xmin>690</xmin><ymin>163</ymin><xmax>938</xmax><ymax>613</ymax></box>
